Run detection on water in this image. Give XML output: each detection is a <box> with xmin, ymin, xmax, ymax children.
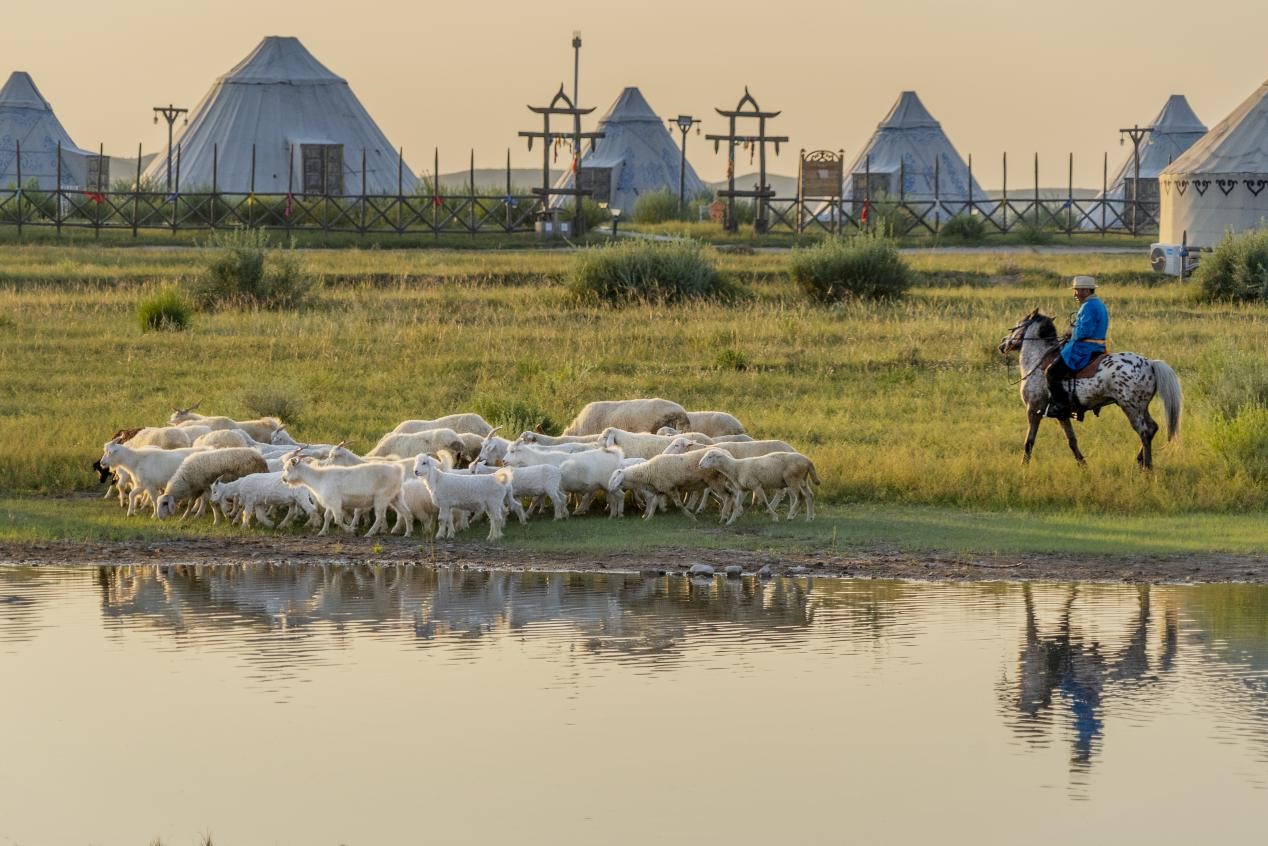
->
<box><xmin>1</xmin><ymin>564</ymin><xmax>1266</xmax><ymax>845</ymax></box>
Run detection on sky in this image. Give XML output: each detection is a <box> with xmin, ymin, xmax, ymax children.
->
<box><xmin>6</xmin><ymin>0</ymin><xmax>1267</xmax><ymax>188</ymax></box>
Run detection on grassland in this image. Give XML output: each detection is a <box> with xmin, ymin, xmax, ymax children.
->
<box><xmin>1</xmin><ymin>242</ymin><xmax>1266</xmax><ymax>555</ymax></box>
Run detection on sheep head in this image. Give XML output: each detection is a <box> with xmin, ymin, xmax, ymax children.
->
<box><xmin>607</xmin><ymin>467</ymin><xmax>626</xmax><ymax>492</ymax></box>
<box><xmin>155</xmin><ymin>494</ymin><xmax>179</xmax><ymax>520</ymax></box>
<box><xmin>697</xmin><ymin>448</ymin><xmax>726</xmax><ymax>471</ymax></box>
<box><xmin>663</xmin><ymin>437</ymin><xmax>694</xmax><ymax>455</ymax></box>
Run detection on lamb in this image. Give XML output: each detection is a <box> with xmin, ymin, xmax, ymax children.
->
<box><xmin>98</xmin><ymin>441</ymin><xmax>205</xmax><ymax>516</ymax></box>
<box><xmin>476</xmin><ymin>432</ymin><xmax>513</xmax><ymax>466</ymax></box>
<box><xmin>561</xmin><ymin>398</ymin><xmax>691</xmax><ymax>436</ymax></box>
<box><xmin>662</xmin><ymin>436</ymin><xmax>797</xmax><ymax>459</ymax></box>
<box><xmin>413</xmin><ymin>454</ymin><xmax>512</xmax><ymax>541</ymax></box>
<box><xmin>557</xmin><ymin>447</ymin><xmax>627</xmax><ymax>515</ymax></box>
<box><xmin>606</xmin><ymin>452</ymin><xmax>735</xmax><ymax>521</ymax></box>
<box><xmin>193</xmin><ymin>429</ymin><xmax>257</xmax><ymax>449</ymax></box>
<box><xmin>366</xmin><ymin>427</ymin><xmax>465</xmax><ymax>460</ymax></box>
<box><xmin>155</xmin><ymin>448</ymin><xmax>269</xmax><ymax>521</ymax></box>
<box><xmin>169</xmin><ymin>406</ymin><xmax>286</xmax><ymax>443</ymax></box>
<box><xmin>209</xmin><ymin>472</ymin><xmax>317</xmax><ymax>528</ymax></box>
<box><xmin>516</xmin><ymin>431</ymin><xmax>603</xmax><ymax>446</ymax></box>
<box><xmin>685</xmin><ymin>411</ymin><xmax>746</xmax><ymax>437</ymax></box>
<box><xmin>599</xmin><ymin>427</ymin><xmax>713</xmax><ymax>459</ymax></box>
<box><xmin>695</xmin><ymin>448</ymin><xmax>820</xmax><ymax>523</ymax></box>
<box><xmin>471</xmin><ymin>461</ymin><xmax>568</xmax><ymax>522</ymax></box>
<box><xmin>390</xmin><ymin>413</ymin><xmax>493</xmax><ymax>437</ymax></box>
<box><xmin>281</xmin><ymin>455</ymin><xmax>404</xmax><ymax>536</ymax></box>
<box><xmin>395</xmin><ymin>478</ymin><xmax>439</xmax><ymax>537</ymax></box>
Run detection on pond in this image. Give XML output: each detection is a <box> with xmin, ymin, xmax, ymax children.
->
<box><xmin>1</xmin><ymin>564</ymin><xmax>1265</xmax><ymax>845</ymax></box>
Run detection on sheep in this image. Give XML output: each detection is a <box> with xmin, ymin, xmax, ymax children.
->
<box><xmin>661</xmin><ymin>436</ymin><xmax>797</xmax><ymax>459</ymax></box>
<box><xmin>413</xmin><ymin>454</ymin><xmax>512</xmax><ymax>541</ymax></box>
<box><xmin>557</xmin><ymin>447</ymin><xmax>627</xmax><ymax>515</ymax></box>
<box><xmin>685</xmin><ymin>411</ymin><xmax>746</xmax><ymax>437</ymax></box>
<box><xmin>193</xmin><ymin>429</ymin><xmax>257</xmax><ymax>450</ymax></box>
<box><xmin>128</xmin><ymin>425</ymin><xmax>209</xmax><ymax>450</ymax></box>
<box><xmin>395</xmin><ymin>478</ymin><xmax>439</xmax><ymax>537</ymax></box>
<box><xmin>169</xmin><ymin>406</ymin><xmax>286</xmax><ymax>443</ymax></box>
<box><xmin>471</xmin><ymin>461</ymin><xmax>568</xmax><ymax>522</ymax></box>
<box><xmin>209</xmin><ymin>472</ymin><xmax>317</xmax><ymax>529</ymax></box>
<box><xmin>695</xmin><ymin>448</ymin><xmax>820</xmax><ymax>523</ymax></box>
<box><xmin>607</xmin><ymin>457</ymin><xmax>647</xmax><ymax>517</ymax></box>
<box><xmin>390</xmin><ymin>413</ymin><xmax>493</xmax><ymax>437</ymax></box>
<box><xmin>516</xmin><ymin>431</ymin><xmax>603</xmax><ymax>446</ymax></box>
<box><xmin>366</xmin><ymin>427</ymin><xmax>465</xmax><ymax>460</ymax></box>
<box><xmin>281</xmin><ymin>455</ymin><xmax>404</xmax><ymax>536</ymax></box>
<box><xmin>155</xmin><ymin>448</ymin><xmax>269</xmax><ymax>521</ymax></box>
<box><xmin>600</xmin><ymin>427</ymin><xmax>713</xmax><ymax>460</ymax></box>
<box><xmin>455</xmin><ymin>432</ymin><xmax>485</xmax><ymax>467</ymax></box>
<box><xmin>561</xmin><ymin>398</ymin><xmax>691</xmax><ymax>436</ymax></box>
<box><xmin>98</xmin><ymin>441</ymin><xmax>205</xmax><ymax>516</ymax></box>
<box><xmin>657</xmin><ymin>426</ymin><xmax>753</xmax><ymax>443</ymax></box>
<box><xmin>606</xmin><ymin>452</ymin><xmax>734</xmax><ymax>521</ymax></box>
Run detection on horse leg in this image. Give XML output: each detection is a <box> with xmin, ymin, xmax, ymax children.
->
<box><xmin>1023</xmin><ymin>409</ymin><xmax>1042</xmax><ymax>464</ymax></box>
<box><xmin>1058</xmin><ymin>418</ymin><xmax>1086</xmax><ymax>465</ymax></box>
<box><xmin>1128</xmin><ymin>406</ymin><xmax>1159</xmax><ymax>471</ymax></box>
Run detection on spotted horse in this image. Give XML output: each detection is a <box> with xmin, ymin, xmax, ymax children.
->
<box><xmin>998</xmin><ymin>309</ymin><xmax>1182</xmax><ymax>469</ymax></box>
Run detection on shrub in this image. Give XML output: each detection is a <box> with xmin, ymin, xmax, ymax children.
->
<box><xmin>474</xmin><ymin>397</ymin><xmax>557</xmax><ymax>435</ymax></box>
<box><xmin>241</xmin><ymin>383</ymin><xmax>306</xmax><ymax>424</ymax></box>
<box><xmin>940</xmin><ymin>213</ymin><xmax>986</xmax><ymax>243</ymax></box>
<box><xmin>191</xmin><ymin>228</ymin><xmax>315</xmax><ymax>310</ymax></box>
<box><xmin>136</xmin><ymin>287</ymin><xmax>191</xmax><ymax>332</ymax></box>
<box><xmin>1192</xmin><ymin>342</ymin><xmax>1268</xmax><ymax>419</ymax></box>
<box><xmin>715</xmin><ymin>347</ymin><xmax>750</xmax><ymax>371</ymax></box>
<box><xmin>1194</xmin><ymin>228</ymin><xmax>1268</xmax><ymax>302</ymax></box>
<box><xmin>1209</xmin><ymin>406</ymin><xmax>1268</xmax><ymax>482</ymax></box>
<box><xmin>568</xmin><ymin>240</ymin><xmax>737</xmax><ymax>304</ymax></box>
<box><xmin>578</xmin><ymin>199</ymin><xmax>610</xmax><ymax>231</ymax></box>
<box><xmin>633</xmin><ymin>189</ymin><xmax>683</xmax><ymax>224</ymax></box>
<box><xmin>789</xmin><ymin>232</ymin><xmax>911</xmax><ymax>302</ymax></box>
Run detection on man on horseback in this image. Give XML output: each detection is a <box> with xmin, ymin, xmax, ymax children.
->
<box><xmin>1045</xmin><ymin>276</ymin><xmax>1108</xmax><ymax>420</ymax></box>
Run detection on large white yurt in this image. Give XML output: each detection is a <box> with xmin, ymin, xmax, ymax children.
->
<box><xmin>1160</xmin><ymin>79</ymin><xmax>1268</xmax><ymax>247</ymax></box>
<box><xmin>143</xmin><ymin>36</ymin><xmax>416</xmax><ymax>195</ymax></box>
<box><xmin>0</xmin><ymin>71</ymin><xmax>94</xmax><ymax>189</ymax></box>
<box><xmin>840</xmin><ymin>91</ymin><xmax>984</xmax><ymax>206</ymax></box>
<box><xmin>1082</xmin><ymin>94</ymin><xmax>1206</xmax><ymax>230</ymax></box>
<box><xmin>551</xmin><ymin>86</ymin><xmax>706</xmax><ymax>216</ymax></box>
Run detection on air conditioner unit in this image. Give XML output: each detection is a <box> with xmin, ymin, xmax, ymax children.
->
<box><xmin>1149</xmin><ymin>243</ymin><xmax>1186</xmax><ymax>276</ymax></box>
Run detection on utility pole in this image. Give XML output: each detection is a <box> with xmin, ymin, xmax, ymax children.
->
<box><xmin>1119</xmin><ymin>123</ymin><xmax>1152</xmax><ymax>235</ymax></box>
<box><xmin>153</xmin><ymin>104</ymin><xmax>189</xmax><ymax>193</ymax></box>
<box><xmin>571</xmin><ymin>31</ymin><xmax>582</xmax><ymax>116</ymax></box>
<box><xmin>669</xmin><ymin>114</ymin><xmax>701</xmax><ymax>217</ymax></box>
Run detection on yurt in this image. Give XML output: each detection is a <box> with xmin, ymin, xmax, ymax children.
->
<box><xmin>1083</xmin><ymin>94</ymin><xmax>1206</xmax><ymax>230</ymax></box>
<box><xmin>143</xmin><ymin>36</ymin><xmax>416</xmax><ymax>194</ymax></box>
<box><xmin>552</xmin><ymin>86</ymin><xmax>706</xmax><ymax>216</ymax></box>
<box><xmin>1160</xmin><ymin>79</ymin><xmax>1268</xmax><ymax>247</ymax></box>
<box><xmin>0</xmin><ymin>71</ymin><xmax>94</xmax><ymax>189</ymax></box>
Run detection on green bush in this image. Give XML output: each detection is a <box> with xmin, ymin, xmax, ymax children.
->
<box><xmin>940</xmin><ymin>213</ymin><xmax>986</xmax><ymax>243</ymax></box>
<box><xmin>1193</xmin><ymin>342</ymin><xmax>1268</xmax><ymax>418</ymax></box>
<box><xmin>789</xmin><ymin>232</ymin><xmax>911</xmax><ymax>302</ymax></box>
<box><xmin>191</xmin><ymin>228</ymin><xmax>315</xmax><ymax>309</ymax></box>
<box><xmin>568</xmin><ymin>240</ymin><xmax>737</xmax><ymax>305</ymax></box>
<box><xmin>241</xmin><ymin>383</ymin><xmax>306</xmax><ymax>424</ymax></box>
<box><xmin>632</xmin><ymin>189</ymin><xmax>683</xmax><ymax>224</ymax></box>
<box><xmin>136</xmin><ymin>287</ymin><xmax>192</xmax><ymax>332</ymax></box>
<box><xmin>578</xmin><ymin>198</ymin><xmax>610</xmax><ymax>231</ymax></box>
<box><xmin>474</xmin><ymin>397</ymin><xmax>557</xmax><ymax>435</ymax></box>
<box><xmin>1195</xmin><ymin>228</ymin><xmax>1268</xmax><ymax>302</ymax></box>
<box><xmin>1209</xmin><ymin>406</ymin><xmax>1268</xmax><ymax>482</ymax></box>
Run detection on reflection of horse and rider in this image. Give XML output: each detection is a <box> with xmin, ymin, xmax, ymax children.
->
<box><xmin>1001</xmin><ymin>584</ymin><xmax>1177</xmax><ymax>769</ymax></box>
<box><xmin>999</xmin><ymin>276</ymin><xmax>1183</xmax><ymax>469</ymax></box>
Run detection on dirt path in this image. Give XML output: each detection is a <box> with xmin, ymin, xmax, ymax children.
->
<box><xmin>1</xmin><ymin>537</ymin><xmax>1262</xmax><ymax>584</ymax></box>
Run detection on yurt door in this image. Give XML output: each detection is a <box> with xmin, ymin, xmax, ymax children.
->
<box><xmin>301</xmin><ymin>144</ymin><xmax>344</xmax><ymax>196</ymax></box>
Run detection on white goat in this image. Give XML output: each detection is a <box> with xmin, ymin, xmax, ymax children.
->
<box><xmin>210</xmin><ymin>472</ymin><xmax>318</xmax><ymax>528</ymax></box>
<box><xmin>367</xmin><ymin>427</ymin><xmax>465</xmax><ymax>460</ymax></box>
<box><xmin>281</xmin><ymin>456</ymin><xmax>404</xmax><ymax>536</ymax></box>
<box><xmin>390</xmin><ymin>413</ymin><xmax>493</xmax><ymax>437</ymax></box>
<box><xmin>472</xmin><ymin>461</ymin><xmax>568</xmax><ymax>522</ymax></box>
<box><xmin>516</xmin><ymin>431</ymin><xmax>603</xmax><ymax>446</ymax></box>
<box><xmin>98</xmin><ymin>441</ymin><xmax>203</xmax><ymax>517</ymax></box>
<box><xmin>413</xmin><ymin>454</ymin><xmax>512</xmax><ymax>541</ymax></box>
<box><xmin>600</xmin><ymin>427</ymin><xmax>712</xmax><ymax>459</ymax></box>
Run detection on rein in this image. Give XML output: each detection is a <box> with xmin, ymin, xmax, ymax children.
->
<box><xmin>1001</xmin><ymin>316</ymin><xmax>1059</xmax><ymax>386</ymax></box>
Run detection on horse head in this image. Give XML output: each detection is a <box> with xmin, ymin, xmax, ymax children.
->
<box><xmin>998</xmin><ymin>309</ymin><xmax>1056</xmax><ymax>354</ymax></box>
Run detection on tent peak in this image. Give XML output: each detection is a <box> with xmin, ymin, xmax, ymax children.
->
<box><xmin>0</xmin><ymin>71</ymin><xmax>51</xmax><ymax>111</ymax></box>
<box><xmin>878</xmin><ymin>91</ymin><xmax>939</xmax><ymax>130</ymax></box>
<box><xmin>221</xmin><ymin>35</ymin><xmax>345</xmax><ymax>85</ymax></box>
<box><xmin>598</xmin><ymin>86</ymin><xmax>660</xmax><ymax>125</ymax></box>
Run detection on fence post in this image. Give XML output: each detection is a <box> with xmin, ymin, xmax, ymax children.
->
<box><xmin>469</xmin><ymin>149</ymin><xmax>476</xmax><ymax>233</ymax></box>
<box><xmin>56</xmin><ymin>140</ymin><xmax>64</xmax><ymax>236</ymax></box>
<box><xmin>505</xmin><ymin>148</ymin><xmax>512</xmax><ymax>232</ymax></box>
<box><xmin>171</xmin><ymin>145</ymin><xmax>180</xmax><ymax>234</ymax></box>
<box><xmin>933</xmin><ymin>155</ymin><xmax>941</xmax><ymax>233</ymax></box>
<box><xmin>361</xmin><ymin>147</ymin><xmax>367</xmax><ymax>235</ymax></box>
<box><xmin>133</xmin><ymin>142</ymin><xmax>142</xmax><ymax>238</ymax></box>
<box><xmin>966</xmin><ymin>154</ymin><xmax>973</xmax><ymax>224</ymax></box>
<box><xmin>864</xmin><ymin>153</ymin><xmax>871</xmax><ymax>232</ymax></box>
<box><xmin>287</xmin><ymin>144</ymin><xmax>294</xmax><ymax>238</ymax></box>
<box><xmin>397</xmin><ymin>147</ymin><xmax>404</xmax><ymax>234</ymax></box>
<box><xmin>15</xmin><ymin>140</ymin><xmax>21</xmax><ymax>238</ymax></box>
<box><xmin>1067</xmin><ymin>152</ymin><xmax>1074</xmax><ymax>236</ymax></box>
<box><xmin>1033</xmin><ymin>152</ymin><xmax>1040</xmax><ymax>230</ymax></box>
<box><xmin>94</xmin><ymin>142</ymin><xmax>104</xmax><ymax>239</ymax></box>
<box><xmin>1101</xmin><ymin>152</ymin><xmax>1108</xmax><ymax>236</ymax></box>
<box><xmin>433</xmin><ymin>147</ymin><xmax>439</xmax><ymax>239</ymax></box>
<box><xmin>1001</xmin><ymin>152</ymin><xmax>1008</xmax><ymax>232</ymax></box>
<box><xmin>211</xmin><ymin>143</ymin><xmax>219</xmax><ymax>229</ymax></box>
<box><xmin>249</xmin><ymin>143</ymin><xmax>256</xmax><ymax>230</ymax></box>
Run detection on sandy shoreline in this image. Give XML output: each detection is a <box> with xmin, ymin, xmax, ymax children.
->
<box><xmin>1</xmin><ymin>537</ymin><xmax>1264</xmax><ymax>584</ymax></box>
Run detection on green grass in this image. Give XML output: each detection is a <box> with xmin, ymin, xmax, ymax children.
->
<box><xmin>3</xmin><ymin>244</ymin><xmax>1268</xmax><ymax>524</ymax></box>
<box><xmin>4</xmin><ymin>497</ymin><xmax>1265</xmax><ymax>556</ymax></box>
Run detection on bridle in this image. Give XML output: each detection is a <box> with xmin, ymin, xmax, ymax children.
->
<box><xmin>1000</xmin><ymin>313</ymin><xmax>1059</xmax><ymax>386</ymax></box>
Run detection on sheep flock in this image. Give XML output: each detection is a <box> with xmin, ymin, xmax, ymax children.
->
<box><xmin>94</xmin><ymin>398</ymin><xmax>820</xmax><ymax>540</ymax></box>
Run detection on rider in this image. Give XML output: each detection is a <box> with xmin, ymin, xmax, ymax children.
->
<box><xmin>1045</xmin><ymin>276</ymin><xmax>1108</xmax><ymax>420</ymax></box>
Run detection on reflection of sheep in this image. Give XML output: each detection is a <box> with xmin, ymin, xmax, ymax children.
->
<box><xmin>561</xmin><ymin>398</ymin><xmax>690</xmax><ymax>436</ymax></box>
<box><xmin>686</xmin><ymin>411</ymin><xmax>746</xmax><ymax>437</ymax></box>
<box><xmin>156</xmin><ymin>448</ymin><xmax>268</xmax><ymax>520</ymax></box>
<box><xmin>696</xmin><ymin>448</ymin><xmax>819</xmax><ymax>523</ymax></box>
<box><xmin>367</xmin><ymin>427</ymin><xmax>465</xmax><ymax>460</ymax></box>
<box><xmin>606</xmin><ymin>452</ymin><xmax>733</xmax><ymax>521</ymax></box>
<box><xmin>390</xmin><ymin>413</ymin><xmax>493</xmax><ymax>437</ymax></box>
<box><xmin>193</xmin><ymin>429</ymin><xmax>256</xmax><ymax>449</ymax></box>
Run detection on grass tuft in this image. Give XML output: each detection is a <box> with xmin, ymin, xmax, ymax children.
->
<box><xmin>568</xmin><ymin>240</ymin><xmax>738</xmax><ymax>305</ymax></box>
<box><xmin>789</xmin><ymin>232</ymin><xmax>911</xmax><ymax>302</ymax></box>
<box><xmin>191</xmin><ymin>228</ymin><xmax>316</xmax><ymax>310</ymax></box>
<box><xmin>136</xmin><ymin>287</ymin><xmax>191</xmax><ymax>332</ymax></box>
<box><xmin>1194</xmin><ymin>228</ymin><xmax>1268</xmax><ymax>302</ymax></box>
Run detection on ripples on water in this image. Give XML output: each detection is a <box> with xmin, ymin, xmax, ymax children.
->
<box><xmin>1</xmin><ymin>564</ymin><xmax>1266</xmax><ymax>845</ymax></box>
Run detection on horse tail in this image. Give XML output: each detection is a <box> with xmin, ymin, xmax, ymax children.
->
<box><xmin>1152</xmin><ymin>360</ymin><xmax>1183</xmax><ymax>441</ymax></box>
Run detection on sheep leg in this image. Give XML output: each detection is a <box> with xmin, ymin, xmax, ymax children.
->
<box><xmin>508</xmin><ymin>496</ymin><xmax>528</xmax><ymax>525</ymax></box>
<box><xmin>573</xmin><ymin>490</ymin><xmax>597</xmax><ymax>515</ymax></box>
<box><xmin>364</xmin><ymin>500</ymin><xmax>388</xmax><ymax>537</ymax></box>
<box><xmin>801</xmin><ymin>482</ymin><xmax>815</xmax><ymax>521</ymax></box>
<box><xmin>278</xmin><ymin>504</ymin><xmax>299</xmax><ymax>529</ymax></box>
<box><xmin>670</xmin><ymin>492</ymin><xmax>698</xmax><ymax>521</ymax></box>
<box><xmin>486</xmin><ymin>511</ymin><xmax>505</xmax><ymax>541</ymax></box>
<box><xmin>317</xmin><ymin>508</ymin><xmax>336</xmax><ymax>536</ymax></box>
<box><xmin>253</xmin><ymin>506</ymin><xmax>276</xmax><ymax>528</ymax></box>
<box><xmin>641</xmin><ymin>490</ymin><xmax>658</xmax><ymax>519</ymax></box>
<box><xmin>785</xmin><ymin>486</ymin><xmax>801</xmax><ymax>521</ymax></box>
<box><xmin>550</xmin><ymin>489</ymin><xmax>569</xmax><ymax>520</ymax></box>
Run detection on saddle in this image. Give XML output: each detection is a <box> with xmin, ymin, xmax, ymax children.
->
<box><xmin>1041</xmin><ymin>349</ymin><xmax>1107</xmax><ymax>378</ymax></box>
<box><xmin>1041</xmin><ymin>350</ymin><xmax>1108</xmax><ymax>422</ymax></box>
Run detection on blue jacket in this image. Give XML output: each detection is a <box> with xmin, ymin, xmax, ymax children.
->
<box><xmin>1061</xmin><ymin>295</ymin><xmax>1109</xmax><ymax>370</ymax></box>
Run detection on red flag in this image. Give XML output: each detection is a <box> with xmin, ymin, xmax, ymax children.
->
<box><xmin>861</xmin><ymin>198</ymin><xmax>870</xmax><ymax>224</ymax></box>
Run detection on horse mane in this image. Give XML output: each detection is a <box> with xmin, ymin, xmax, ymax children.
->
<box><xmin>1031</xmin><ymin>312</ymin><xmax>1058</xmax><ymax>341</ymax></box>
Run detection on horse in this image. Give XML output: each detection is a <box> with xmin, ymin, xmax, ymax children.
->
<box><xmin>998</xmin><ymin>309</ymin><xmax>1182</xmax><ymax>469</ymax></box>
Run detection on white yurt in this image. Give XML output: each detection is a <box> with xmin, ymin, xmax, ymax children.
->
<box><xmin>840</xmin><ymin>91</ymin><xmax>984</xmax><ymax>206</ymax></box>
<box><xmin>143</xmin><ymin>36</ymin><xmax>416</xmax><ymax>194</ymax></box>
<box><xmin>1160</xmin><ymin>79</ymin><xmax>1268</xmax><ymax>247</ymax></box>
<box><xmin>1082</xmin><ymin>94</ymin><xmax>1206</xmax><ymax>230</ymax></box>
<box><xmin>551</xmin><ymin>86</ymin><xmax>706</xmax><ymax>216</ymax></box>
<box><xmin>0</xmin><ymin>71</ymin><xmax>93</xmax><ymax>189</ymax></box>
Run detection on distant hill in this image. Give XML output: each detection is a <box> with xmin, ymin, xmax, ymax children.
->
<box><xmin>709</xmin><ymin>172</ymin><xmax>798</xmax><ymax>199</ymax></box>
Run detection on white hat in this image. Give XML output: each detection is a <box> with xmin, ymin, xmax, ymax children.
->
<box><xmin>1072</xmin><ymin>275</ymin><xmax>1098</xmax><ymax>290</ymax></box>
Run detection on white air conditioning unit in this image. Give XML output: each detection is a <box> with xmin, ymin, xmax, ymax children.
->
<box><xmin>1149</xmin><ymin>243</ymin><xmax>1186</xmax><ymax>276</ymax></box>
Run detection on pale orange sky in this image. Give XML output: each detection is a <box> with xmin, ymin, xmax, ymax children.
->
<box><xmin>7</xmin><ymin>0</ymin><xmax>1267</xmax><ymax>187</ymax></box>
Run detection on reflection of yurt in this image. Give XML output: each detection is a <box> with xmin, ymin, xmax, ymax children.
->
<box><xmin>0</xmin><ymin>71</ymin><xmax>93</xmax><ymax>189</ymax></box>
<box><xmin>1083</xmin><ymin>95</ymin><xmax>1206</xmax><ymax>230</ymax></box>
<box><xmin>1160</xmin><ymin>79</ymin><xmax>1268</xmax><ymax>247</ymax></box>
<box><xmin>841</xmin><ymin>91</ymin><xmax>983</xmax><ymax>205</ymax></box>
<box><xmin>143</xmin><ymin>36</ymin><xmax>416</xmax><ymax>194</ymax></box>
<box><xmin>552</xmin><ymin>87</ymin><xmax>706</xmax><ymax>215</ymax></box>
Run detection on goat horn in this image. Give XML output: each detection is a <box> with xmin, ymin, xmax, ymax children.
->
<box><xmin>486</xmin><ymin>426</ymin><xmax>501</xmax><ymax>438</ymax></box>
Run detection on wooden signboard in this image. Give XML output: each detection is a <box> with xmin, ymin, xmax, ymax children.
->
<box><xmin>800</xmin><ymin>150</ymin><xmax>843</xmax><ymax>198</ymax></box>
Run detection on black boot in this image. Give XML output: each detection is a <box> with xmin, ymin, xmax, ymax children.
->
<box><xmin>1044</xmin><ymin>402</ymin><xmax>1071</xmax><ymax>420</ymax></box>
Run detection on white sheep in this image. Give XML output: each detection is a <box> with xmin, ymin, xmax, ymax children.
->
<box><xmin>98</xmin><ymin>441</ymin><xmax>204</xmax><ymax>517</ymax></box>
<box><xmin>658</xmin><ymin>426</ymin><xmax>753</xmax><ymax>443</ymax></box>
<box><xmin>128</xmin><ymin>425</ymin><xmax>210</xmax><ymax>450</ymax></box>
<box><xmin>476</xmin><ymin>432</ymin><xmax>513</xmax><ymax>466</ymax></box>
<box><xmin>395</xmin><ymin>478</ymin><xmax>439</xmax><ymax>537</ymax></box>
<box><xmin>413</xmin><ymin>454</ymin><xmax>512</xmax><ymax>541</ymax></box>
<box><xmin>472</xmin><ymin>461</ymin><xmax>568</xmax><ymax>522</ymax></box>
<box><xmin>155</xmin><ymin>448</ymin><xmax>269</xmax><ymax>521</ymax></box>
<box><xmin>281</xmin><ymin>456</ymin><xmax>404</xmax><ymax>536</ymax></box>
<box><xmin>561</xmin><ymin>398</ymin><xmax>691</xmax><ymax>436</ymax></box>
<box><xmin>558</xmin><ymin>447</ymin><xmax>627</xmax><ymax>515</ymax></box>
<box><xmin>685</xmin><ymin>411</ymin><xmax>746</xmax><ymax>437</ymax></box>
<box><xmin>390</xmin><ymin>413</ymin><xmax>493</xmax><ymax>437</ymax></box>
<box><xmin>662</xmin><ymin>436</ymin><xmax>796</xmax><ymax>459</ymax></box>
<box><xmin>606</xmin><ymin>452</ymin><xmax>734</xmax><ymax>521</ymax></box>
<box><xmin>209</xmin><ymin>472</ymin><xmax>318</xmax><ymax>528</ymax></box>
<box><xmin>599</xmin><ymin>427</ymin><xmax>712</xmax><ymax>460</ymax></box>
<box><xmin>366</xmin><ymin>427</ymin><xmax>465</xmax><ymax>460</ymax></box>
<box><xmin>192</xmin><ymin>429</ymin><xmax>257</xmax><ymax>450</ymax></box>
<box><xmin>516</xmin><ymin>431</ymin><xmax>602</xmax><ymax>446</ymax></box>
<box><xmin>696</xmin><ymin>448</ymin><xmax>820</xmax><ymax>523</ymax></box>
<box><xmin>169</xmin><ymin>408</ymin><xmax>286</xmax><ymax>443</ymax></box>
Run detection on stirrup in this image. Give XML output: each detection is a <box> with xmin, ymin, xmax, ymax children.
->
<box><xmin>1044</xmin><ymin>403</ymin><xmax>1071</xmax><ymax>420</ymax></box>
